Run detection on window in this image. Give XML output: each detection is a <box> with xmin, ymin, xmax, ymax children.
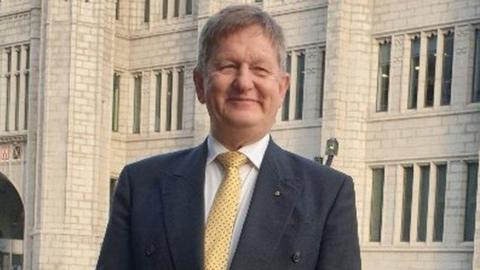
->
<box><xmin>154</xmin><ymin>67</ymin><xmax>185</xmax><ymax>132</ymax></box>
<box><xmin>155</xmin><ymin>72</ymin><xmax>162</xmax><ymax>132</ymax></box>
<box><xmin>15</xmin><ymin>47</ymin><xmax>21</xmax><ymax>71</ymax></box>
<box><xmin>25</xmin><ymin>45</ymin><xmax>30</xmax><ymax>70</ymax></box>
<box><xmin>162</xmin><ymin>0</ymin><xmax>168</xmax><ymax>19</ymax></box>
<box><xmin>433</xmin><ymin>164</ymin><xmax>447</xmax><ymax>242</ymax></box>
<box><xmin>424</xmin><ymin>34</ymin><xmax>437</xmax><ymax>107</ymax></box>
<box><xmin>174</xmin><ymin>0</ymin><xmax>180</xmax><ymax>17</ymax></box>
<box><xmin>133</xmin><ymin>75</ymin><xmax>142</xmax><ymax>134</ymax></box>
<box><xmin>401</xmin><ymin>166</ymin><xmax>414</xmax><ymax>242</ymax></box>
<box><xmin>282</xmin><ymin>53</ymin><xmax>291</xmax><ymax>121</ymax></box>
<box><xmin>7</xmin><ymin>48</ymin><xmax>11</xmax><ymax>72</ymax></box>
<box><xmin>417</xmin><ymin>165</ymin><xmax>430</xmax><ymax>242</ymax></box>
<box><xmin>5</xmin><ymin>76</ymin><xmax>10</xmax><ymax>131</ymax></box>
<box><xmin>109</xmin><ymin>178</ymin><xmax>118</xmax><ymax>215</ymax></box>
<box><xmin>295</xmin><ymin>51</ymin><xmax>305</xmax><ymax>120</ymax></box>
<box><xmin>186</xmin><ymin>0</ymin><xmax>192</xmax><ymax>15</ymax></box>
<box><xmin>144</xmin><ymin>0</ymin><xmax>150</xmax><ymax>23</ymax></box>
<box><xmin>441</xmin><ymin>31</ymin><xmax>454</xmax><ymax>105</ymax></box>
<box><xmin>376</xmin><ymin>40</ymin><xmax>391</xmax><ymax>112</ymax></box>
<box><xmin>115</xmin><ymin>0</ymin><xmax>120</xmax><ymax>20</ymax></box>
<box><xmin>24</xmin><ymin>45</ymin><xmax>30</xmax><ymax>130</ymax></box>
<box><xmin>464</xmin><ymin>162</ymin><xmax>478</xmax><ymax>241</ymax></box>
<box><xmin>112</xmin><ymin>73</ymin><xmax>120</xmax><ymax>132</ymax></box>
<box><xmin>472</xmin><ymin>29</ymin><xmax>480</xmax><ymax>102</ymax></box>
<box><xmin>177</xmin><ymin>69</ymin><xmax>184</xmax><ymax>130</ymax></box>
<box><xmin>14</xmin><ymin>75</ymin><xmax>20</xmax><ymax>131</ymax></box>
<box><xmin>408</xmin><ymin>36</ymin><xmax>420</xmax><ymax>109</ymax></box>
<box><xmin>319</xmin><ymin>50</ymin><xmax>325</xmax><ymax>118</ymax></box>
<box><xmin>24</xmin><ymin>73</ymin><xmax>29</xmax><ymax>130</ymax></box>
<box><xmin>166</xmin><ymin>71</ymin><xmax>173</xmax><ymax>131</ymax></box>
<box><xmin>5</xmin><ymin>49</ymin><xmax>11</xmax><ymax>131</ymax></box>
<box><xmin>370</xmin><ymin>168</ymin><xmax>384</xmax><ymax>242</ymax></box>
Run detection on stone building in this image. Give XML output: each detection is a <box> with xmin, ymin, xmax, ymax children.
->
<box><xmin>0</xmin><ymin>0</ymin><xmax>479</xmax><ymax>269</ymax></box>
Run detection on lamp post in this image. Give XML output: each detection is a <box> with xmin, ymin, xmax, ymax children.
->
<box><xmin>325</xmin><ymin>138</ymin><xmax>339</xmax><ymax>167</ymax></box>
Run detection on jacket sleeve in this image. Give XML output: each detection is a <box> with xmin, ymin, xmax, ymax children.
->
<box><xmin>96</xmin><ymin>166</ymin><xmax>133</xmax><ymax>270</ymax></box>
<box><xmin>316</xmin><ymin>176</ymin><xmax>362</xmax><ymax>270</ymax></box>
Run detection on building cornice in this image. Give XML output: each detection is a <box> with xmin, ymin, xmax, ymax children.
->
<box><xmin>0</xmin><ymin>134</ymin><xmax>27</xmax><ymax>144</ymax></box>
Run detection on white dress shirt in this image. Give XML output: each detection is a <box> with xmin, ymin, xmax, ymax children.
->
<box><xmin>204</xmin><ymin>134</ymin><xmax>270</xmax><ymax>266</ymax></box>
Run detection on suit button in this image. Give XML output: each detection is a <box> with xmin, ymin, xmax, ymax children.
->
<box><xmin>291</xmin><ymin>251</ymin><xmax>301</xmax><ymax>263</ymax></box>
<box><xmin>145</xmin><ymin>243</ymin><xmax>156</xmax><ymax>257</ymax></box>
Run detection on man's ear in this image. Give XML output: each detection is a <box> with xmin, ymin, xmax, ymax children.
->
<box><xmin>278</xmin><ymin>72</ymin><xmax>290</xmax><ymax>105</ymax></box>
<box><xmin>193</xmin><ymin>68</ymin><xmax>206</xmax><ymax>104</ymax></box>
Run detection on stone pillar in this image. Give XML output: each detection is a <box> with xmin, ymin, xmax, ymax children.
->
<box><xmin>31</xmin><ymin>0</ymin><xmax>115</xmax><ymax>269</ymax></box>
<box><xmin>322</xmin><ymin>0</ymin><xmax>374</xmax><ymax>244</ymax></box>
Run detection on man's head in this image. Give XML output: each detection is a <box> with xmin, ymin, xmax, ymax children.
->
<box><xmin>196</xmin><ymin>5</ymin><xmax>286</xmax><ymax>75</ymax></box>
<box><xmin>194</xmin><ymin>5</ymin><xmax>290</xmax><ymax>149</ymax></box>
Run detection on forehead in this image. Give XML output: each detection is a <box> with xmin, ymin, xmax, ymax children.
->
<box><xmin>209</xmin><ymin>25</ymin><xmax>279</xmax><ymax>61</ymax></box>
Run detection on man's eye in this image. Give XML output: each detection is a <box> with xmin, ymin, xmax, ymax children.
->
<box><xmin>253</xmin><ymin>66</ymin><xmax>270</xmax><ymax>75</ymax></box>
<box><xmin>220</xmin><ymin>64</ymin><xmax>236</xmax><ymax>70</ymax></box>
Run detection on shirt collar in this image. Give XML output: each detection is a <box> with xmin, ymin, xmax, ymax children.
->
<box><xmin>206</xmin><ymin>134</ymin><xmax>270</xmax><ymax>169</ymax></box>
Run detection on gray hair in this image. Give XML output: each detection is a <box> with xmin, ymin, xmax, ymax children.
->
<box><xmin>196</xmin><ymin>4</ymin><xmax>286</xmax><ymax>73</ymax></box>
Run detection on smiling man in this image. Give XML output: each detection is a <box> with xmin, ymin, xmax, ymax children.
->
<box><xmin>97</xmin><ymin>5</ymin><xmax>361</xmax><ymax>270</ymax></box>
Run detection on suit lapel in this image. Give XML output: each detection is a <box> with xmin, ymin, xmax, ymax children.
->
<box><xmin>161</xmin><ymin>142</ymin><xmax>207</xmax><ymax>270</ymax></box>
<box><xmin>230</xmin><ymin>141</ymin><xmax>303</xmax><ymax>269</ymax></box>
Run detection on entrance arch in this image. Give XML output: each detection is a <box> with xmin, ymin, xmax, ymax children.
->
<box><xmin>0</xmin><ymin>173</ymin><xmax>24</xmax><ymax>270</ymax></box>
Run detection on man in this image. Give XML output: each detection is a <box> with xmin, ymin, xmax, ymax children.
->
<box><xmin>97</xmin><ymin>4</ymin><xmax>361</xmax><ymax>270</ymax></box>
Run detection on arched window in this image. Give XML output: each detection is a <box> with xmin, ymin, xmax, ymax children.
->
<box><xmin>0</xmin><ymin>173</ymin><xmax>24</xmax><ymax>270</ymax></box>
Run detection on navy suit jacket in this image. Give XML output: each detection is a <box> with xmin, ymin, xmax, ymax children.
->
<box><xmin>97</xmin><ymin>139</ymin><xmax>361</xmax><ymax>270</ymax></box>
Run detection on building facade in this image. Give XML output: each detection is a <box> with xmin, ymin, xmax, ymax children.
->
<box><xmin>0</xmin><ymin>0</ymin><xmax>479</xmax><ymax>269</ymax></box>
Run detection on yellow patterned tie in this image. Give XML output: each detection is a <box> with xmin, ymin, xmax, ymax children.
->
<box><xmin>204</xmin><ymin>151</ymin><xmax>248</xmax><ymax>270</ymax></box>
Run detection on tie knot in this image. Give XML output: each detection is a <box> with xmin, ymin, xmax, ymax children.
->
<box><xmin>217</xmin><ymin>151</ymin><xmax>248</xmax><ymax>169</ymax></box>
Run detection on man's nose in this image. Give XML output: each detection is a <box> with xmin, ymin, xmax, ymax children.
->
<box><xmin>233</xmin><ymin>64</ymin><xmax>254</xmax><ymax>92</ymax></box>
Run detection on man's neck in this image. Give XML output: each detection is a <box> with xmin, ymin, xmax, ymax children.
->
<box><xmin>210</xmin><ymin>129</ymin><xmax>268</xmax><ymax>151</ymax></box>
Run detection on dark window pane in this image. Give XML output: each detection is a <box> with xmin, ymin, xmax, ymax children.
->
<box><xmin>177</xmin><ymin>69</ymin><xmax>184</xmax><ymax>130</ymax></box>
<box><xmin>7</xmin><ymin>49</ymin><xmax>12</xmax><ymax>72</ymax></box>
<box><xmin>115</xmin><ymin>0</ymin><xmax>120</xmax><ymax>20</ymax></box>
<box><xmin>425</xmin><ymin>35</ymin><xmax>437</xmax><ymax>107</ymax></box>
<box><xmin>5</xmin><ymin>76</ymin><xmax>10</xmax><ymax>131</ymax></box>
<box><xmin>441</xmin><ymin>31</ymin><xmax>454</xmax><ymax>105</ymax></box>
<box><xmin>133</xmin><ymin>76</ymin><xmax>142</xmax><ymax>133</ymax></box>
<box><xmin>464</xmin><ymin>162</ymin><xmax>478</xmax><ymax>241</ymax></box>
<box><xmin>186</xmin><ymin>0</ymin><xmax>192</xmax><ymax>15</ymax></box>
<box><xmin>174</xmin><ymin>0</ymin><xmax>179</xmax><ymax>17</ymax></box>
<box><xmin>25</xmin><ymin>46</ymin><xmax>30</xmax><ymax>70</ymax></box>
<box><xmin>282</xmin><ymin>53</ymin><xmax>291</xmax><ymax>121</ymax></box>
<box><xmin>24</xmin><ymin>73</ymin><xmax>29</xmax><ymax>130</ymax></box>
<box><xmin>295</xmin><ymin>52</ymin><xmax>305</xmax><ymax>120</ymax></box>
<box><xmin>112</xmin><ymin>73</ymin><xmax>120</xmax><ymax>132</ymax></box>
<box><xmin>14</xmin><ymin>75</ymin><xmax>20</xmax><ymax>131</ymax></box>
<box><xmin>370</xmin><ymin>168</ymin><xmax>384</xmax><ymax>242</ymax></box>
<box><xmin>433</xmin><ymin>164</ymin><xmax>447</xmax><ymax>242</ymax></box>
<box><xmin>376</xmin><ymin>41</ymin><xmax>391</xmax><ymax>112</ymax></box>
<box><xmin>109</xmin><ymin>178</ymin><xmax>118</xmax><ymax>216</ymax></box>
<box><xmin>16</xmin><ymin>47</ymin><xmax>21</xmax><ymax>71</ymax></box>
<box><xmin>166</xmin><ymin>71</ymin><xmax>173</xmax><ymax>131</ymax></box>
<box><xmin>319</xmin><ymin>50</ymin><xmax>325</xmax><ymax>118</ymax></box>
<box><xmin>155</xmin><ymin>73</ymin><xmax>162</xmax><ymax>132</ymax></box>
<box><xmin>162</xmin><ymin>0</ymin><xmax>168</xmax><ymax>19</ymax></box>
<box><xmin>472</xmin><ymin>30</ymin><xmax>480</xmax><ymax>102</ymax></box>
<box><xmin>417</xmin><ymin>165</ymin><xmax>430</xmax><ymax>242</ymax></box>
<box><xmin>401</xmin><ymin>167</ymin><xmax>413</xmax><ymax>242</ymax></box>
<box><xmin>144</xmin><ymin>0</ymin><xmax>150</xmax><ymax>22</ymax></box>
<box><xmin>408</xmin><ymin>36</ymin><xmax>420</xmax><ymax>109</ymax></box>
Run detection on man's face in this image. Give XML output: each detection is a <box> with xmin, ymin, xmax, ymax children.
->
<box><xmin>194</xmin><ymin>25</ymin><xmax>290</xmax><ymax>140</ymax></box>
